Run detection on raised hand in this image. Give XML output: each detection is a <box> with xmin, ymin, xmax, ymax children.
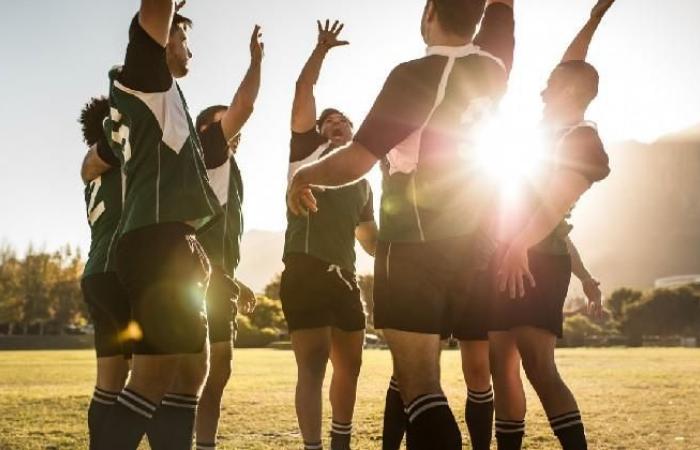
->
<box><xmin>591</xmin><ymin>0</ymin><xmax>615</xmax><ymax>20</ymax></box>
<box><xmin>316</xmin><ymin>19</ymin><xmax>349</xmax><ymax>50</ymax></box>
<box><xmin>250</xmin><ymin>25</ymin><xmax>264</xmax><ymax>64</ymax></box>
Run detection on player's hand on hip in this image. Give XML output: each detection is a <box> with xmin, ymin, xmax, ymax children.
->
<box><xmin>316</xmin><ymin>19</ymin><xmax>349</xmax><ymax>50</ymax></box>
<box><xmin>497</xmin><ymin>242</ymin><xmax>536</xmax><ymax>300</ymax></box>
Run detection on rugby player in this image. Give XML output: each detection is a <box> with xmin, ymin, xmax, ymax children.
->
<box><xmin>189</xmin><ymin>25</ymin><xmax>264</xmax><ymax>450</ymax></box>
<box><xmin>490</xmin><ymin>1</ymin><xmax>615</xmax><ymax>449</ymax></box>
<box><xmin>288</xmin><ymin>1</ymin><xmax>515</xmax><ymax>448</ymax></box>
<box><xmin>83</xmin><ymin>1</ymin><xmax>222</xmax><ymax>448</ymax></box>
<box><xmin>283</xmin><ymin>20</ymin><xmax>378</xmax><ymax>450</ymax></box>
<box><xmin>78</xmin><ymin>97</ymin><xmax>130</xmax><ymax>449</ymax></box>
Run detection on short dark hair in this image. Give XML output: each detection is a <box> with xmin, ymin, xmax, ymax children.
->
<box><xmin>555</xmin><ymin>60</ymin><xmax>600</xmax><ymax>106</ymax></box>
<box><xmin>429</xmin><ymin>0</ymin><xmax>486</xmax><ymax>38</ymax></box>
<box><xmin>317</xmin><ymin>108</ymin><xmax>353</xmax><ymax>130</ymax></box>
<box><xmin>196</xmin><ymin>105</ymin><xmax>227</xmax><ymax>131</ymax></box>
<box><xmin>79</xmin><ymin>96</ymin><xmax>110</xmax><ymax>146</ymax></box>
<box><xmin>172</xmin><ymin>13</ymin><xmax>192</xmax><ymax>33</ymax></box>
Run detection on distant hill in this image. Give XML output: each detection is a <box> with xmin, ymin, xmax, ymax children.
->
<box><xmin>238</xmin><ymin>125</ymin><xmax>700</xmax><ymax>295</ymax></box>
<box><xmin>570</xmin><ymin>126</ymin><xmax>700</xmax><ymax>294</ymax></box>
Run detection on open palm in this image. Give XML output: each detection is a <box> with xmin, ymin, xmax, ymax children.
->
<box><xmin>317</xmin><ymin>19</ymin><xmax>349</xmax><ymax>49</ymax></box>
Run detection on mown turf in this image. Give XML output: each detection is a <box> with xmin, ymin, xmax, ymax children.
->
<box><xmin>1</xmin><ymin>348</ymin><xmax>698</xmax><ymax>449</ymax></box>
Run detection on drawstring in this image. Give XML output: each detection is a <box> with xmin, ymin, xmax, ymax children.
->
<box><xmin>327</xmin><ymin>265</ymin><xmax>354</xmax><ymax>291</ymax></box>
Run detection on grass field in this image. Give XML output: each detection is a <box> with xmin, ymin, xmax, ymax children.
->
<box><xmin>1</xmin><ymin>348</ymin><xmax>699</xmax><ymax>450</ymax></box>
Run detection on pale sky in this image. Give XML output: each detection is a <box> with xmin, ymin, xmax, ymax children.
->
<box><xmin>1</xmin><ymin>0</ymin><xmax>699</xmax><ymax>253</ymax></box>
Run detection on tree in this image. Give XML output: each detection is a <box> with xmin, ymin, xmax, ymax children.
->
<box><xmin>248</xmin><ymin>296</ymin><xmax>286</xmax><ymax>331</ymax></box>
<box><xmin>0</xmin><ymin>247</ymin><xmax>23</xmax><ymax>334</ymax></box>
<box><xmin>563</xmin><ymin>314</ymin><xmax>603</xmax><ymax>346</ymax></box>
<box><xmin>622</xmin><ymin>287</ymin><xmax>700</xmax><ymax>342</ymax></box>
<box><xmin>263</xmin><ymin>273</ymin><xmax>281</xmax><ymax>300</ymax></box>
<box><xmin>607</xmin><ymin>288</ymin><xmax>643</xmax><ymax>321</ymax></box>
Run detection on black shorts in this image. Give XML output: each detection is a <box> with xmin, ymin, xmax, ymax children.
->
<box><xmin>81</xmin><ymin>272</ymin><xmax>132</xmax><ymax>358</ymax></box>
<box><xmin>116</xmin><ymin>223</ymin><xmax>210</xmax><ymax>355</ymax></box>
<box><xmin>373</xmin><ymin>233</ymin><xmax>493</xmax><ymax>340</ymax></box>
<box><xmin>280</xmin><ymin>253</ymin><xmax>366</xmax><ymax>333</ymax></box>
<box><xmin>206</xmin><ymin>265</ymin><xmax>239</xmax><ymax>344</ymax></box>
<box><xmin>488</xmin><ymin>250</ymin><xmax>572</xmax><ymax>338</ymax></box>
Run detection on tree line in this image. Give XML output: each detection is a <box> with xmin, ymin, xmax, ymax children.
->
<box><xmin>1</xmin><ymin>246</ymin><xmax>699</xmax><ymax>347</ymax></box>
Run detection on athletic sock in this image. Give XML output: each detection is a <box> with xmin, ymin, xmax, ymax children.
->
<box><xmin>405</xmin><ymin>393</ymin><xmax>461</xmax><ymax>450</ymax></box>
<box><xmin>304</xmin><ymin>441</ymin><xmax>323</xmax><ymax>450</ymax></box>
<box><xmin>465</xmin><ymin>386</ymin><xmax>494</xmax><ymax>450</ymax></box>
<box><xmin>146</xmin><ymin>393</ymin><xmax>199</xmax><ymax>450</ymax></box>
<box><xmin>549</xmin><ymin>411</ymin><xmax>587</xmax><ymax>450</ymax></box>
<box><xmin>95</xmin><ymin>387</ymin><xmax>157</xmax><ymax>450</ymax></box>
<box><xmin>382</xmin><ymin>377</ymin><xmax>406</xmax><ymax>450</ymax></box>
<box><xmin>330</xmin><ymin>420</ymin><xmax>352</xmax><ymax>450</ymax></box>
<box><xmin>88</xmin><ymin>387</ymin><xmax>118</xmax><ymax>450</ymax></box>
<box><xmin>495</xmin><ymin>418</ymin><xmax>525</xmax><ymax>450</ymax></box>
<box><xmin>196</xmin><ymin>442</ymin><xmax>217</xmax><ymax>450</ymax></box>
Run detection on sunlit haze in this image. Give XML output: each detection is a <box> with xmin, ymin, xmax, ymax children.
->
<box><xmin>1</xmin><ymin>0</ymin><xmax>699</xmax><ymax>254</ymax></box>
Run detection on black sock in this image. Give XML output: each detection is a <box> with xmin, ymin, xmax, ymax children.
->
<box><xmin>330</xmin><ymin>420</ymin><xmax>352</xmax><ymax>450</ymax></box>
<box><xmin>88</xmin><ymin>387</ymin><xmax>118</xmax><ymax>450</ymax></box>
<box><xmin>465</xmin><ymin>386</ymin><xmax>494</xmax><ymax>450</ymax></box>
<box><xmin>495</xmin><ymin>418</ymin><xmax>525</xmax><ymax>450</ymax></box>
<box><xmin>195</xmin><ymin>442</ymin><xmax>217</xmax><ymax>450</ymax></box>
<box><xmin>405</xmin><ymin>393</ymin><xmax>461</xmax><ymax>450</ymax></box>
<box><xmin>549</xmin><ymin>411</ymin><xmax>587</xmax><ymax>450</ymax></box>
<box><xmin>383</xmin><ymin>377</ymin><xmax>406</xmax><ymax>450</ymax></box>
<box><xmin>304</xmin><ymin>441</ymin><xmax>323</xmax><ymax>450</ymax></box>
<box><xmin>96</xmin><ymin>388</ymin><xmax>157</xmax><ymax>450</ymax></box>
<box><xmin>146</xmin><ymin>393</ymin><xmax>199</xmax><ymax>450</ymax></box>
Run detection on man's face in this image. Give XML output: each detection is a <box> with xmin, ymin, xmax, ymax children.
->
<box><xmin>166</xmin><ymin>25</ymin><xmax>192</xmax><ymax>79</ymax></box>
<box><xmin>320</xmin><ymin>113</ymin><xmax>353</xmax><ymax>146</ymax></box>
<box><xmin>541</xmin><ymin>68</ymin><xmax>570</xmax><ymax>121</ymax></box>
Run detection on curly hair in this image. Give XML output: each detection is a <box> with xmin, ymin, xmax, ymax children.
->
<box><xmin>78</xmin><ymin>96</ymin><xmax>110</xmax><ymax>146</ymax></box>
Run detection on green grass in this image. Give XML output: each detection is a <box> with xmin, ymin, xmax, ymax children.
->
<box><xmin>1</xmin><ymin>348</ymin><xmax>699</xmax><ymax>449</ymax></box>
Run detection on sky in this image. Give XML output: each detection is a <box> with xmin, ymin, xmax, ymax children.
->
<box><xmin>1</xmin><ymin>0</ymin><xmax>700</xmax><ymax>254</ymax></box>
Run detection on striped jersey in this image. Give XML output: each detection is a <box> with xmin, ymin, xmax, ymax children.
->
<box><xmin>197</xmin><ymin>123</ymin><xmax>244</xmax><ymax>277</ymax></box>
<box><xmin>285</xmin><ymin>129</ymin><xmax>374</xmax><ymax>273</ymax></box>
<box><xmin>83</xmin><ymin>167</ymin><xmax>122</xmax><ymax>277</ymax></box>
<box><xmin>105</xmin><ymin>16</ymin><xmax>222</xmax><ymax>237</ymax></box>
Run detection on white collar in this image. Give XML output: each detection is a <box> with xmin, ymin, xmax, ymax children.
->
<box><xmin>425</xmin><ymin>43</ymin><xmax>506</xmax><ymax>72</ymax></box>
<box><xmin>426</xmin><ymin>43</ymin><xmax>481</xmax><ymax>58</ymax></box>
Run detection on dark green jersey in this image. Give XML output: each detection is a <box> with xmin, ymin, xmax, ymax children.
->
<box><xmin>83</xmin><ymin>168</ymin><xmax>122</xmax><ymax>277</ymax></box>
<box><xmin>529</xmin><ymin>122</ymin><xmax>610</xmax><ymax>255</ymax></box>
<box><xmin>284</xmin><ymin>129</ymin><xmax>375</xmax><ymax>273</ymax></box>
<box><xmin>105</xmin><ymin>19</ymin><xmax>221</xmax><ymax>237</ymax></box>
<box><xmin>196</xmin><ymin>122</ymin><xmax>244</xmax><ymax>277</ymax></box>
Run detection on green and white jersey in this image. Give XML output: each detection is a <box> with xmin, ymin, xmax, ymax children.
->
<box><xmin>284</xmin><ymin>129</ymin><xmax>374</xmax><ymax>273</ymax></box>
<box><xmin>83</xmin><ymin>167</ymin><xmax>122</xmax><ymax>277</ymax></box>
<box><xmin>105</xmin><ymin>18</ymin><xmax>221</xmax><ymax>237</ymax></box>
<box><xmin>196</xmin><ymin>122</ymin><xmax>244</xmax><ymax>277</ymax></box>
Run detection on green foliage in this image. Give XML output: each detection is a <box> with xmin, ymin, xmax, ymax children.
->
<box><xmin>563</xmin><ymin>314</ymin><xmax>603</xmax><ymax>346</ymax></box>
<box><xmin>235</xmin><ymin>315</ymin><xmax>279</xmax><ymax>348</ymax></box>
<box><xmin>263</xmin><ymin>273</ymin><xmax>281</xmax><ymax>300</ymax></box>
<box><xmin>622</xmin><ymin>287</ymin><xmax>700</xmax><ymax>340</ymax></box>
<box><xmin>607</xmin><ymin>288</ymin><xmax>643</xmax><ymax>321</ymax></box>
<box><xmin>247</xmin><ymin>296</ymin><xmax>286</xmax><ymax>331</ymax></box>
<box><xmin>0</xmin><ymin>245</ymin><xmax>85</xmax><ymax>334</ymax></box>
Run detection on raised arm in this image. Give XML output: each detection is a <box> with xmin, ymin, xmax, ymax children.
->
<box><xmin>138</xmin><ymin>0</ymin><xmax>178</xmax><ymax>47</ymax></box>
<box><xmin>291</xmin><ymin>20</ymin><xmax>349</xmax><ymax>133</ymax></box>
<box><xmin>474</xmin><ymin>0</ymin><xmax>515</xmax><ymax>74</ymax></box>
<box><xmin>561</xmin><ymin>0</ymin><xmax>615</xmax><ymax>63</ymax></box>
<box><xmin>220</xmin><ymin>26</ymin><xmax>264</xmax><ymax>141</ymax></box>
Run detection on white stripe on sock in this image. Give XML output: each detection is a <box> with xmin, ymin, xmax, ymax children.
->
<box><xmin>408</xmin><ymin>400</ymin><xmax>449</xmax><ymax>423</ymax></box>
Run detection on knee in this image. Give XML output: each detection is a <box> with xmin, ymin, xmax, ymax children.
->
<box><xmin>521</xmin><ymin>356</ymin><xmax>559</xmax><ymax>389</ymax></box>
<box><xmin>297</xmin><ymin>346</ymin><xmax>330</xmax><ymax>381</ymax></box>
<box><xmin>333</xmin><ymin>354</ymin><xmax>362</xmax><ymax>380</ymax></box>
<box><xmin>463</xmin><ymin>358</ymin><xmax>491</xmax><ymax>389</ymax></box>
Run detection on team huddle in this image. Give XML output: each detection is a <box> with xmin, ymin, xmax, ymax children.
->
<box><xmin>77</xmin><ymin>0</ymin><xmax>616</xmax><ymax>449</ymax></box>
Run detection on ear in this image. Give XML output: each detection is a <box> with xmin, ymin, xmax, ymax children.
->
<box><xmin>425</xmin><ymin>1</ymin><xmax>436</xmax><ymax>22</ymax></box>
